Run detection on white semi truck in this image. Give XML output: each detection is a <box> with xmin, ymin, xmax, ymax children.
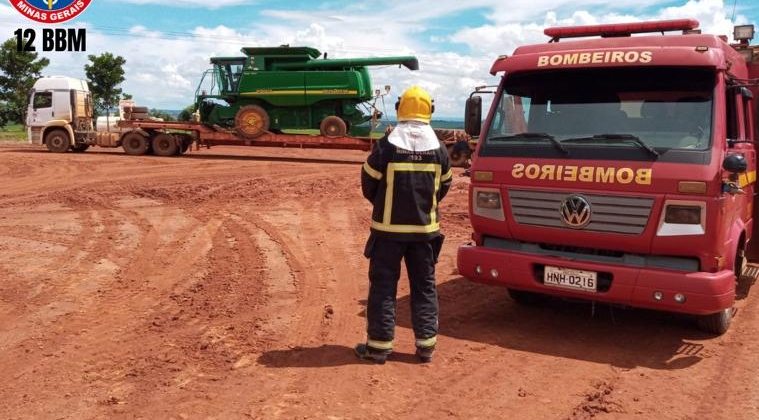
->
<box><xmin>26</xmin><ymin>76</ymin><xmax>97</xmax><ymax>152</ymax></box>
<box><xmin>25</xmin><ymin>76</ymin><xmax>167</xmax><ymax>153</ymax></box>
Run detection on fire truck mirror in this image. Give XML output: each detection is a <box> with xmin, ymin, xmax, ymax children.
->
<box><xmin>465</xmin><ymin>96</ymin><xmax>482</xmax><ymax>137</ymax></box>
<box><xmin>723</xmin><ymin>153</ymin><xmax>748</xmax><ymax>174</ymax></box>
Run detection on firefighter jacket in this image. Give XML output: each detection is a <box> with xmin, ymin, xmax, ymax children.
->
<box><xmin>361</xmin><ymin>122</ymin><xmax>453</xmax><ymax>241</ymax></box>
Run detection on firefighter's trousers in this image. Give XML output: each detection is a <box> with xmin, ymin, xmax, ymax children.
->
<box><xmin>365</xmin><ymin>236</ymin><xmax>440</xmax><ymax>347</ymax></box>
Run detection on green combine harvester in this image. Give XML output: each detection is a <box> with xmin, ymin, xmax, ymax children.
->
<box><xmin>195</xmin><ymin>46</ymin><xmax>419</xmax><ymax>138</ymax></box>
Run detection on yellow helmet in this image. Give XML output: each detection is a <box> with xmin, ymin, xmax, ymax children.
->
<box><xmin>395</xmin><ymin>85</ymin><xmax>434</xmax><ymax>123</ymax></box>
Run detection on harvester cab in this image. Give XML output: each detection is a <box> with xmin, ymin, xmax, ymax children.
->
<box><xmin>195</xmin><ymin>46</ymin><xmax>419</xmax><ymax>138</ymax></box>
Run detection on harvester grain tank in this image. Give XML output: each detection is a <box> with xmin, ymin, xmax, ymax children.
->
<box><xmin>195</xmin><ymin>46</ymin><xmax>419</xmax><ymax>138</ymax></box>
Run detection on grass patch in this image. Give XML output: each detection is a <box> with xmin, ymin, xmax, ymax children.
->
<box><xmin>0</xmin><ymin>124</ymin><xmax>26</xmax><ymax>142</ymax></box>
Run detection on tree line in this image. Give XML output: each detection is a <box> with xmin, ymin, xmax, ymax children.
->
<box><xmin>0</xmin><ymin>37</ymin><xmax>193</xmax><ymax>129</ymax></box>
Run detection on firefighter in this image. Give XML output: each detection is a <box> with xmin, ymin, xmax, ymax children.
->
<box><xmin>355</xmin><ymin>85</ymin><xmax>453</xmax><ymax>364</ymax></box>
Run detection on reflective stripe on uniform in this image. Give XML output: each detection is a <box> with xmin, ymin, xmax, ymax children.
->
<box><xmin>376</xmin><ymin>162</ymin><xmax>442</xmax><ymax>233</ymax></box>
<box><xmin>363</xmin><ymin>162</ymin><xmax>383</xmax><ymax>180</ymax></box>
<box><xmin>367</xmin><ymin>338</ymin><xmax>394</xmax><ymax>350</ymax></box>
<box><xmin>415</xmin><ymin>335</ymin><xmax>437</xmax><ymax>348</ymax></box>
<box><xmin>441</xmin><ymin>168</ymin><xmax>453</xmax><ymax>182</ymax></box>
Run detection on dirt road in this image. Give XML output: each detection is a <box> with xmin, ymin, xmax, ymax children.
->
<box><xmin>1</xmin><ymin>144</ymin><xmax>758</xmax><ymax>420</ymax></box>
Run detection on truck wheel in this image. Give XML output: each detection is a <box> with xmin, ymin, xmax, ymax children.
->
<box><xmin>235</xmin><ymin>105</ymin><xmax>269</xmax><ymax>139</ymax></box>
<box><xmin>122</xmin><ymin>132</ymin><xmax>150</xmax><ymax>155</ymax></box>
<box><xmin>507</xmin><ymin>288</ymin><xmax>545</xmax><ymax>305</ymax></box>
<box><xmin>71</xmin><ymin>144</ymin><xmax>90</xmax><ymax>153</ymax></box>
<box><xmin>320</xmin><ymin>116</ymin><xmax>347</xmax><ymax>137</ymax></box>
<box><xmin>696</xmin><ymin>307</ymin><xmax>733</xmax><ymax>335</ymax></box>
<box><xmin>152</xmin><ymin>133</ymin><xmax>178</xmax><ymax>156</ymax></box>
<box><xmin>45</xmin><ymin>129</ymin><xmax>71</xmax><ymax>153</ymax></box>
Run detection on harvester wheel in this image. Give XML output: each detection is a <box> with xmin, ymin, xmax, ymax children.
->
<box><xmin>320</xmin><ymin>116</ymin><xmax>347</xmax><ymax>137</ymax></box>
<box><xmin>152</xmin><ymin>133</ymin><xmax>178</xmax><ymax>156</ymax></box>
<box><xmin>235</xmin><ymin>105</ymin><xmax>269</xmax><ymax>139</ymax></box>
<box><xmin>45</xmin><ymin>129</ymin><xmax>71</xmax><ymax>153</ymax></box>
<box><xmin>122</xmin><ymin>132</ymin><xmax>150</xmax><ymax>155</ymax></box>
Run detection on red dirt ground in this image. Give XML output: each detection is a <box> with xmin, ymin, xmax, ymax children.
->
<box><xmin>1</xmin><ymin>144</ymin><xmax>758</xmax><ymax>420</ymax></box>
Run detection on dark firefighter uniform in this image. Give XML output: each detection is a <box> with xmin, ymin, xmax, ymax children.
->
<box><xmin>357</xmin><ymin>86</ymin><xmax>453</xmax><ymax>363</ymax></box>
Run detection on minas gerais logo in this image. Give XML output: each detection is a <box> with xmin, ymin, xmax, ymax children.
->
<box><xmin>10</xmin><ymin>0</ymin><xmax>91</xmax><ymax>51</ymax></box>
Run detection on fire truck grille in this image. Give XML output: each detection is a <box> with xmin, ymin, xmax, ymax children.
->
<box><xmin>508</xmin><ymin>189</ymin><xmax>654</xmax><ymax>234</ymax></box>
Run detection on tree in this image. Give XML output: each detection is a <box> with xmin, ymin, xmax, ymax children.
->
<box><xmin>178</xmin><ymin>104</ymin><xmax>196</xmax><ymax>121</ymax></box>
<box><xmin>84</xmin><ymin>53</ymin><xmax>126</xmax><ymax>117</ymax></box>
<box><xmin>0</xmin><ymin>37</ymin><xmax>50</xmax><ymax>127</ymax></box>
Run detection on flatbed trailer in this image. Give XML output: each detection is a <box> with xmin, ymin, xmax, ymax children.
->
<box><xmin>117</xmin><ymin>119</ymin><xmax>376</xmax><ymax>151</ymax></box>
<box><xmin>115</xmin><ymin>119</ymin><xmax>474</xmax><ymax>165</ymax></box>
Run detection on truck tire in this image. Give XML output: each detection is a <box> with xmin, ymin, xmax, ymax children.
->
<box><xmin>122</xmin><ymin>132</ymin><xmax>150</xmax><ymax>155</ymax></box>
<box><xmin>320</xmin><ymin>116</ymin><xmax>347</xmax><ymax>137</ymax></box>
<box><xmin>696</xmin><ymin>307</ymin><xmax>733</xmax><ymax>335</ymax></box>
<box><xmin>71</xmin><ymin>144</ymin><xmax>90</xmax><ymax>153</ymax></box>
<box><xmin>152</xmin><ymin>133</ymin><xmax>178</xmax><ymax>156</ymax></box>
<box><xmin>45</xmin><ymin>129</ymin><xmax>71</xmax><ymax>153</ymax></box>
<box><xmin>234</xmin><ymin>105</ymin><xmax>269</xmax><ymax>139</ymax></box>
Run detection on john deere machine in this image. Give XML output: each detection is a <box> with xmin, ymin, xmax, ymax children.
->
<box><xmin>195</xmin><ymin>46</ymin><xmax>419</xmax><ymax>138</ymax></box>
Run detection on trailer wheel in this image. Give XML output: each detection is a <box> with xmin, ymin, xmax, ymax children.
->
<box><xmin>320</xmin><ymin>116</ymin><xmax>347</xmax><ymax>137</ymax></box>
<box><xmin>45</xmin><ymin>129</ymin><xmax>71</xmax><ymax>153</ymax></box>
<box><xmin>696</xmin><ymin>307</ymin><xmax>733</xmax><ymax>335</ymax></box>
<box><xmin>152</xmin><ymin>133</ymin><xmax>178</xmax><ymax>156</ymax></box>
<box><xmin>122</xmin><ymin>132</ymin><xmax>150</xmax><ymax>155</ymax></box>
<box><xmin>177</xmin><ymin>134</ymin><xmax>192</xmax><ymax>155</ymax></box>
<box><xmin>235</xmin><ymin>105</ymin><xmax>269</xmax><ymax>139</ymax></box>
<box><xmin>71</xmin><ymin>144</ymin><xmax>90</xmax><ymax>153</ymax></box>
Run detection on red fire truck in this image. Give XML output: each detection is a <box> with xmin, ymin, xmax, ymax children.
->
<box><xmin>457</xmin><ymin>19</ymin><xmax>759</xmax><ymax>334</ymax></box>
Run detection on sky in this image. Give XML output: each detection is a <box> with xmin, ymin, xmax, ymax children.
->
<box><xmin>1</xmin><ymin>0</ymin><xmax>758</xmax><ymax>118</ymax></box>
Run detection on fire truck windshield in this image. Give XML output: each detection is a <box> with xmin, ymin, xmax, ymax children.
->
<box><xmin>481</xmin><ymin>67</ymin><xmax>715</xmax><ymax>161</ymax></box>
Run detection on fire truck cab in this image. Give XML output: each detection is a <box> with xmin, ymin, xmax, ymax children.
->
<box><xmin>458</xmin><ymin>19</ymin><xmax>759</xmax><ymax>334</ymax></box>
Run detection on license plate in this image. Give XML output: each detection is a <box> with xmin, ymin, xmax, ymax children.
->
<box><xmin>544</xmin><ymin>266</ymin><xmax>597</xmax><ymax>292</ymax></box>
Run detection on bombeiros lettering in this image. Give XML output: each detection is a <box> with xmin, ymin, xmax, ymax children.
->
<box><xmin>511</xmin><ymin>163</ymin><xmax>652</xmax><ymax>185</ymax></box>
<box><xmin>537</xmin><ymin>50</ymin><xmax>653</xmax><ymax>67</ymax></box>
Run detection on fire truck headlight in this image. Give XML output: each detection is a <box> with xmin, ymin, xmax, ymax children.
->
<box><xmin>473</xmin><ymin>188</ymin><xmax>506</xmax><ymax>221</ymax></box>
<box><xmin>657</xmin><ymin>200</ymin><xmax>706</xmax><ymax>236</ymax></box>
<box><xmin>664</xmin><ymin>205</ymin><xmax>701</xmax><ymax>224</ymax></box>
<box><xmin>476</xmin><ymin>191</ymin><xmax>502</xmax><ymax>209</ymax></box>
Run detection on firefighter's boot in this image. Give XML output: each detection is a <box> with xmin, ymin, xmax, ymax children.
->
<box><xmin>354</xmin><ymin>343</ymin><xmax>392</xmax><ymax>364</ymax></box>
<box><xmin>416</xmin><ymin>345</ymin><xmax>435</xmax><ymax>363</ymax></box>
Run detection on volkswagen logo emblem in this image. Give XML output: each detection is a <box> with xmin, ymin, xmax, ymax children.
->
<box><xmin>560</xmin><ymin>195</ymin><xmax>591</xmax><ymax>228</ymax></box>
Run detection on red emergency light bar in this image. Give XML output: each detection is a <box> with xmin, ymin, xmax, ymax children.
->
<box><xmin>544</xmin><ymin>19</ymin><xmax>700</xmax><ymax>41</ymax></box>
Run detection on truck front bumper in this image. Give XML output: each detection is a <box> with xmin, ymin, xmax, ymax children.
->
<box><xmin>457</xmin><ymin>244</ymin><xmax>735</xmax><ymax>315</ymax></box>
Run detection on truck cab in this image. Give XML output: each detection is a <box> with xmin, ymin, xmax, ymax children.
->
<box><xmin>458</xmin><ymin>20</ymin><xmax>759</xmax><ymax>334</ymax></box>
<box><xmin>26</xmin><ymin>76</ymin><xmax>95</xmax><ymax>152</ymax></box>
